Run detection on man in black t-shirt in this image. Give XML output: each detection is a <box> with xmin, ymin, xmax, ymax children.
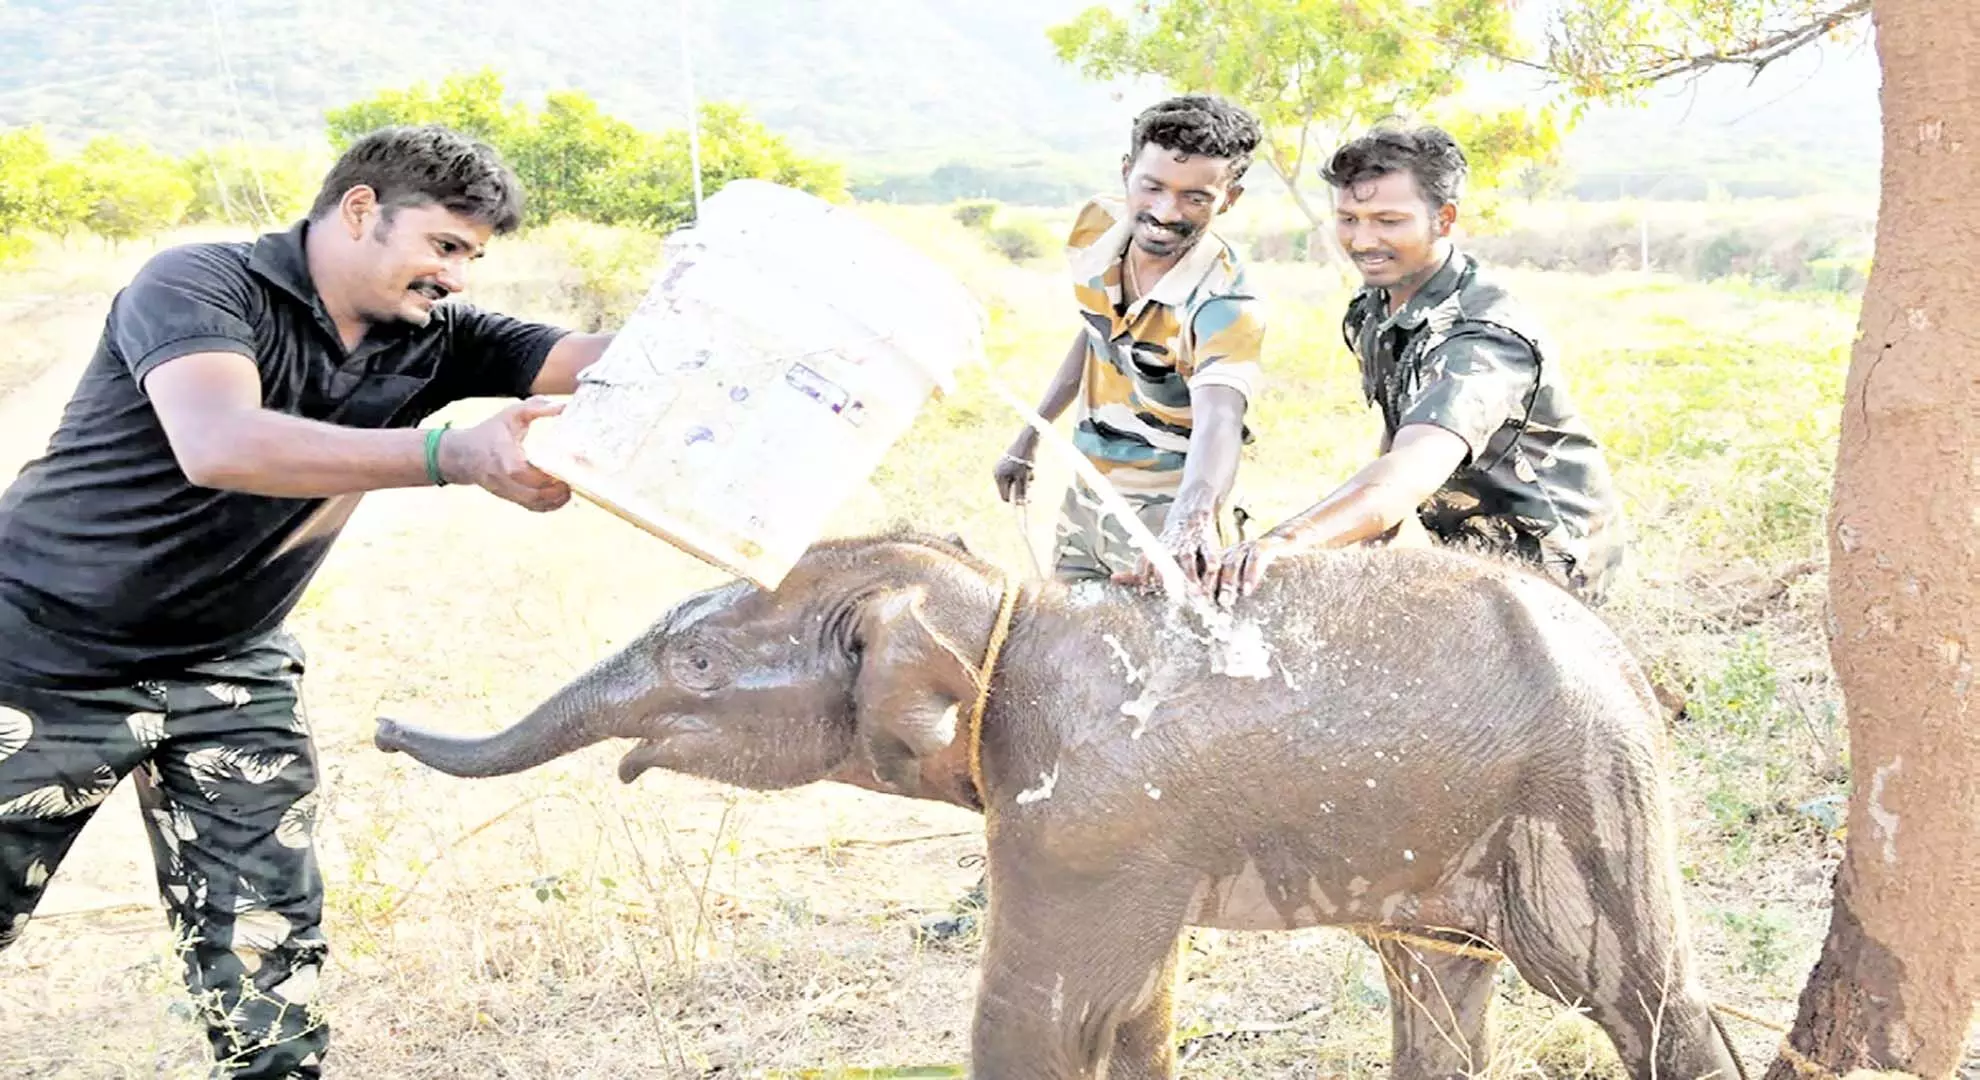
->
<box><xmin>0</xmin><ymin>125</ymin><xmax>614</xmax><ymax>1078</ymax></box>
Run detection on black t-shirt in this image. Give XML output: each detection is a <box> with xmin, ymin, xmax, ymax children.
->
<box><xmin>0</xmin><ymin>220</ymin><xmax>569</xmax><ymax>688</ymax></box>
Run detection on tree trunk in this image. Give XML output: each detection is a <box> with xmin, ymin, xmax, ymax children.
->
<box><xmin>1262</xmin><ymin>153</ymin><xmax>1350</xmax><ymax>278</ymax></box>
<box><xmin>1764</xmin><ymin>2</ymin><xmax>1980</xmax><ymax>1077</ymax></box>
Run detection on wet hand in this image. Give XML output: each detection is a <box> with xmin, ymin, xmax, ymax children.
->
<box><xmin>1210</xmin><ymin>535</ymin><xmax>1288</xmax><ymax>609</ymax></box>
<box><xmin>1111</xmin><ymin>511</ymin><xmax>1220</xmax><ymax>596</ymax></box>
<box><xmin>439</xmin><ymin>397</ymin><xmax>573</xmax><ymax>513</ymax></box>
<box><xmin>993</xmin><ymin>431</ymin><xmax>1039</xmax><ymax>504</ymax></box>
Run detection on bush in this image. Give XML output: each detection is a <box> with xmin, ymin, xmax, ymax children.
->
<box><xmin>529</xmin><ymin>220</ymin><xmax>666</xmax><ymax>332</ymax></box>
<box><xmin>181</xmin><ymin>145</ymin><xmax>319</xmax><ymax>227</ymax></box>
<box><xmin>985</xmin><ymin>220</ymin><xmax>1052</xmax><ymax>263</ymax></box>
<box><xmin>2</xmin><ymin>127</ymin><xmax>313</xmax><ymax>250</ymax></box>
<box><xmin>1695</xmin><ymin>231</ymin><xmax>1756</xmax><ymax>281</ymax></box>
<box><xmin>0</xmin><ymin>68</ymin><xmax>841</xmax><ymax>252</ymax></box>
<box><xmin>855</xmin><ymin>160</ymin><xmax>1096</xmax><ymax>205</ymax></box>
<box><xmin>75</xmin><ymin>137</ymin><xmax>195</xmax><ymax>244</ymax></box>
<box><xmin>1455</xmin><ymin>198</ymin><xmax>1876</xmax><ymax>294</ymax></box>
<box><xmin>1808</xmin><ymin>255</ymin><xmax>1870</xmax><ymax>292</ymax></box>
<box><xmin>326</xmin><ymin>69</ymin><xmax>845</xmax><ymax>234</ymax></box>
<box><xmin>0</xmin><ymin>127</ymin><xmax>88</xmax><ymax>259</ymax></box>
<box><xmin>951</xmin><ymin>199</ymin><xmax>999</xmax><ymax>229</ymax></box>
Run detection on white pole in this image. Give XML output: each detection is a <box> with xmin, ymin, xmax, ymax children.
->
<box><xmin>679</xmin><ymin>0</ymin><xmax>704</xmax><ymax>220</ymax></box>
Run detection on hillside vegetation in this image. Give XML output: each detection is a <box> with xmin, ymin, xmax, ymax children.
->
<box><xmin>0</xmin><ymin>71</ymin><xmax>842</xmax><ymax>264</ymax></box>
<box><xmin>0</xmin><ymin>0</ymin><xmax>1883</xmax><ymax>203</ymax></box>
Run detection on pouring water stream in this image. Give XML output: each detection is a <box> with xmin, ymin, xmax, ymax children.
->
<box><xmin>976</xmin><ymin>376</ymin><xmax>1274</xmax><ymax>681</ymax></box>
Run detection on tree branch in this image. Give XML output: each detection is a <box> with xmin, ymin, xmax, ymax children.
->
<box><xmin>1628</xmin><ymin>0</ymin><xmax>1871</xmax><ymax>84</ymax></box>
<box><xmin>1544</xmin><ymin>0</ymin><xmax>1869</xmax><ymax>89</ymax></box>
<box><xmin>1261</xmin><ymin>148</ymin><xmax>1349</xmax><ymax>273</ymax></box>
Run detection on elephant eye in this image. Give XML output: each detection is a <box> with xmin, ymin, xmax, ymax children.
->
<box><xmin>669</xmin><ymin>642</ymin><xmax>730</xmax><ymax>691</ymax></box>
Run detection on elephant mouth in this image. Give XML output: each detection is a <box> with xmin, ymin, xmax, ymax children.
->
<box><xmin>617</xmin><ymin>739</ymin><xmax>668</xmax><ymax>784</ymax></box>
<box><xmin>614</xmin><ymin>714</ymin><xmax>710</xmax><ymax>784</ymax></box>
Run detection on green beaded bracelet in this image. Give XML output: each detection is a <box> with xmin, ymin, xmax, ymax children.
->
<box><xmin>424</xmin><ymin>423</ymin><xmax>451</xmax><ymax>486</ymax></box>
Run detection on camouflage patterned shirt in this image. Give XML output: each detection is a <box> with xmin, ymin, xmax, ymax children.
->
<box><xmin>1065</xmin><ymin>196</ymin><xmax>1267</xmax><ymax>500</ymax></box>
<box><xmin>1345</xmin><ymin>247</ymin><xmax>1626</xmax><ymax>602</ymax></box>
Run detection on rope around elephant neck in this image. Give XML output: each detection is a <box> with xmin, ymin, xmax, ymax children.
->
<box><xmin>966</xmin><ymin>575</ymin><xmax>1022</xmax><ymax>814</ymax></box>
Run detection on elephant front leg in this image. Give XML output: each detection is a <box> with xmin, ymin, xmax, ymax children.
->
<box><xmin>1104</xmin><ymin>935</ymin><xmax>1183</xmax><ymax>1079</ymax></box>
<box><xmin>1361</xmin><ymin>930</ymin><xmax>1502</xmax><ymax>1079</ymax></box>
<box><xmin>971</xmin><ymin>872</ymin><xmax>1192</xmax><ymax>1080</ymax></box>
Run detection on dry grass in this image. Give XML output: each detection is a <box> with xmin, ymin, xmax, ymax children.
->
<box><xmin>0</xmin><ymin>203</ymin><xmax>1874</xmax><ymax>1077</ymax></box>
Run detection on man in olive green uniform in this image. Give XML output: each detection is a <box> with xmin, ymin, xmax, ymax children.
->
<box><xmin>1214</xmin><ymin>125</ymin><xmax>1625</xmax><ymax>606</ymax></box>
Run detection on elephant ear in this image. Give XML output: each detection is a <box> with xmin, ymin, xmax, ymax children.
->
<box><xmin>852</xmin><ymin>587</ymin><xmax>981</xmax><ymax>795</ymax></box>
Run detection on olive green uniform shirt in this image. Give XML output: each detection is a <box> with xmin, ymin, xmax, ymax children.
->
<box><xmin>1346</xmin><ymin>247</ymin><xmax>1625</xmax><ymax>602</ymax></box>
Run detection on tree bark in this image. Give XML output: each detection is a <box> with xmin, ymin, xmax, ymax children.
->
<box><xmin>1262</xmin><ymin>149</ymin><xmax>1350</xmax><ymax>277</ymax></box>
<box><xmin>1764</xmin><ymin>2</ymin><xmax>1980</xmax><ymax>1077</ymax></box>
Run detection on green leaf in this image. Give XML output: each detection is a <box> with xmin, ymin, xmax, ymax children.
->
<box><xmin>1046</xmin><ymin>0</ymin><xmax>1555</xmax><ymax>230</ymax></box>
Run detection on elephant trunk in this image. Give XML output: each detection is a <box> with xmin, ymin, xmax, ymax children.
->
<box><xmin>374</xmin><ymin>645</ymin><xmax>654</xmax><ymax>778</ymax></box>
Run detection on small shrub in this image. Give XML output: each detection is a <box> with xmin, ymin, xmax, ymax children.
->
<box><xmin>985</xmin><ymin>220</ymin><xmax>1052</xmax><ymax>263</ymax></box>
<box><xmin>1808</xmin><ymin>255</ymin><xmax>1871</xmax><ymax>293</ymax></box>
<box><xmin>531</xmin><ymin>220</ymin><xmax>666</xmax><ymax>331</ymax></box>
<box><xmin>951</xmin><ymin>199</ymin><xmax>998</xmax><ymax>229</ymax></box>
<box><xmin>1713</xmin><ymin>907</ymin><xmax>1796</xmax><ymax>976</ymax></box>
<box><xmin>1459</xmin><ymin>198</ymin><xmax>1875</xmax><ymax>295</ymax></box>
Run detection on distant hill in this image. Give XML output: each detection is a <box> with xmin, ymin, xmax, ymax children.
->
<box><xmin>1545</xmin><ymin>37</ymin><xmax>1884</xmax><ymax>200</ymax></box>
<box><xmin>0</xmin><ymin>0</ymin><xmax>1882</xmax><ymax>203</ymax></box>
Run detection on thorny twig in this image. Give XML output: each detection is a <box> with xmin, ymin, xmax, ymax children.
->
<box><xmin>1176</xmin><ymin>999</ymin><xmax>1335</xmax><ymax>1063</ymax></box>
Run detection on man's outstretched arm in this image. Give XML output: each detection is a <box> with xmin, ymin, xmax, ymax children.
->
<box><xmin>1210</xmin><ymin>423</ymin><xmax>1468</xmax><ymax>605</ymax></box>
<box><xmin>144</xmin><ymin>352</ymin><xmax>572</xmax><ymax>512</ymax></box>
<box><xmin>993</xmin><ymin>330</ymin><xmax>1088</xmax><ymax>504</ymax></box>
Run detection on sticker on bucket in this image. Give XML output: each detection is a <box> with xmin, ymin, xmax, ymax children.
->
<box><xmin>785</xmin><ymin>362</ymin><xmax>866</xmax><ymax>426</ymax></box>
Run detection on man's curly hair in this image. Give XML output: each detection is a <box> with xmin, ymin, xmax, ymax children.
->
<box><xmin>1129</xmin><ymin>94</ymin><xmax>1264</xmax><ymax>183</ymax></box>
<box><xmin>1320</xmin><ymin>125</ymin><xmax>1470</xmax><ymax>211</ymax></box>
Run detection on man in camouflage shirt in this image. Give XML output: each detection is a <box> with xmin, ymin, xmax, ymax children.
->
<box><xmin>1213</xmin><ymin>125</ymin><xmax>1625</xmax><ymax>605</ymax></box>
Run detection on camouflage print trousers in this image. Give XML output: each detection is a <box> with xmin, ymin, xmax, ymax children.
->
<box><xmin>1052</xmin><ymin>475</ymin><xmax>1243</xmax><ymax>582</ymax></box>
<box><xmin>0</xmin><ymin>630</ymin><xmax>327</xmax><ymax>1079</ymax></box>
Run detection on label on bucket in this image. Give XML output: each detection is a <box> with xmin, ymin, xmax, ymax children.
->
<box><xmin>524</xmin><ymin>181</ymin><xmax>985</xmax><ymax>588</ymax></box>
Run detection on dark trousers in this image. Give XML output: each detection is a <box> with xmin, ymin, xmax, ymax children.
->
<box><xmin>0</xmin><ymin>631</ymin><xmax>327</xmax><ymax>1079</ymax></box>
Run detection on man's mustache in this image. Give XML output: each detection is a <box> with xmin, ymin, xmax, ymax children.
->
<box><xmin>1136</xmin><ymin>213</ymin><xmax>1197</xmax><ymax>237</ymax></box>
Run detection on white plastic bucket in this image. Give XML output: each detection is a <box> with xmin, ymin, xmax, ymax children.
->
<box><xmin>523</xmin><ymin>180</ymin><xmax>986</xmax><ymax>588</ymax></box>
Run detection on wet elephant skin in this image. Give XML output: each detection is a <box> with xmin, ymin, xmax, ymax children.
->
<box><xmin>375</xmin><ymin>530</ymin><xmax>1739</xmax><ymax>1080</ymax></box>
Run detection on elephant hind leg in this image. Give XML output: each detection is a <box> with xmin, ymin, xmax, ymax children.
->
<box><xmin>1495</xmin><ymin>816</ymin><xmax>1739</xmax><ymax>1080</ymax></box>
<box><xmin>1360</xmin><ymin>929</ymin><xmax>1502</xmax><ymax>1080</ymax></box>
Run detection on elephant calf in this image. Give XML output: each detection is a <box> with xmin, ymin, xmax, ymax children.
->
<box><xmin>376</xmin><ymin>530</ymin><xmax>1738</xmax><ymax>1080</ymax></box>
